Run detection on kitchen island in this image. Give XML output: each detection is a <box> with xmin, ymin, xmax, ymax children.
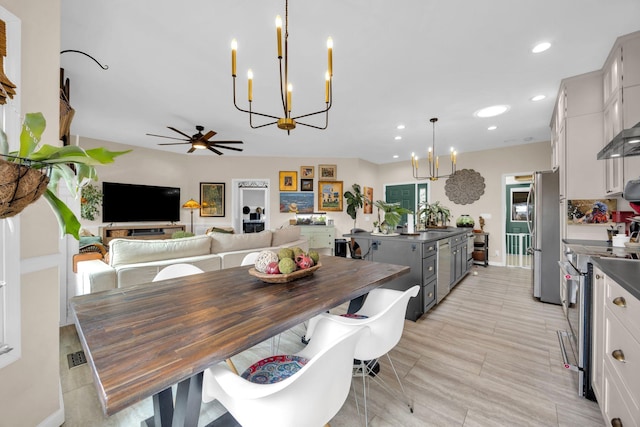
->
<box><xmin>344</xmin><ymin>228</ymin><xmax>473</xmax><ymax>321</ymax></box>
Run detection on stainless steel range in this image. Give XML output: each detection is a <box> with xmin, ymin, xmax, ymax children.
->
<box><xmin>559</xmin><ymin>239</ymin><xmax>640</xmax><ymax>400</ymax></box>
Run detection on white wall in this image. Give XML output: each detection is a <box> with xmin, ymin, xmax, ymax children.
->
<box><xmin>0</xmin><ymin>0</ymin><xmax>64</xmax><ymax>425</ymax></box>
<box><xmin>80</xmin><ymin>137</ymin><xmax>381</xmax><ymax>240</ymax></box>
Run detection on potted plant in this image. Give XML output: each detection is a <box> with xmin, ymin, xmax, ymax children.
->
<box><xmin>0</xmin><ymin>112</ymin><xmax>129</xmax><ymax>239</ymax></box>
<box><xmin>343</xmin><ymin>183</ymin><xmax>368</xmax><ymax>231</ymax></box>
<box><xmin>80</xmin><ymin>183</ymin><xmax>103</xmax><ymax>221</ymax></box>
<box><xmin>373</xmin><ymin>200</ymin><xmax>413</xmax><ymax>233</ymax></box>
<box><xmin>418</xmin><ymin>201</ymin><xmax>451</xmax><ymax>228</ymax></box>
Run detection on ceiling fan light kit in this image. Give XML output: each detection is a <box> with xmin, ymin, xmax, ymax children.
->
<box><xmin>230</xmin><ymin>0</ymin><xmax>333</xmax><ymax>134</ymax></box>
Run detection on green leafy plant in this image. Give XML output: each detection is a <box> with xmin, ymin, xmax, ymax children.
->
<box><xmin>343</xmin><ymin>183</ymin><xmax>368</xmax><ymax>230</ymax></box>
<box><xmin>80</xmin><ymin>183</ymin><xmax>103</xmax><ymax>221</ymax></box>
<box><xmin>373</xmin><ymin>200</ymin><xmax>413</xmax><ymax>231</ymax></box>
<box><xmin>418</xmin><ymin>200</ymin><xmax>451</xmax><ymax>227</ymax></box>
<box><xmin>0</xmin><ymin>112</ymin><xmax>130</xmax><ymax>239</ymax></box>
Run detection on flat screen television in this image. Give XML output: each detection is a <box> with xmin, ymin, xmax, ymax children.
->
<box><xmin>102</xmin><ymin>182</ymin><xmax>181</xmax><ymax>223</ymax></box>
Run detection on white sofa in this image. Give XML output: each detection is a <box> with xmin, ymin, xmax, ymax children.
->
<box><xmin>76</xmin><ymin>227</ymin><xmax>308</xmax><ymax>295</ymax></box>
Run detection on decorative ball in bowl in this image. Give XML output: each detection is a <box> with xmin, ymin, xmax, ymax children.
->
<box><xmin>249</xmin><ymin>248</ymin><xmax>321</xmax><ymax>283</ymax></box>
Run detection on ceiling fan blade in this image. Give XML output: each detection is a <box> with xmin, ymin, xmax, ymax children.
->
<box><xmin>167</xmin><ymin>126</ymin><xmax>192</xmax><ymax>139</ymax></box>
<box><xmin>188</xmin><ymin>146</ymin><xmax>196</xmax><ymax>153</ymax></box>
<box><xmin>158</xmin><ymin>142</ymin><xmax>192</xmax><ymax>146</ymax></box>
<box><xmin>212</xmin><ymin>140</ymin><xmax>244</xmax><ymax>144</ymax></box>
<box><xmin>214</xmin><ymin>145</ymin><xmax>244</xmax><ymax>152</ymax></box>
<box><xmin>201</xmin><ymin>130</ymin><xmax>217</xmax><ymax>141</ymax></box>
<box><xmin>146</xmin><ymin>133</ymin><xmax>189</xmax><ymax>141</ymax></box>
<box><xmin>207</xmin><ymin>146</ymin><xmax>224</xmax><ymax>155</ymax></box>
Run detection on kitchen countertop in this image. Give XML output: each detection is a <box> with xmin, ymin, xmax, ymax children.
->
<box><xmin>344</xmin><ymin>227</ymin><xmax>472</xmax><ymax>243</ymax></box>
<box><xmin>564</xmin><ymin>239</ymin><xmax>640</xmax><ymax>300</ymax></box>
<box><xmin>591</xmin><ymin>257</ymin><xmax>640</xmax><ymax>301</ymax></box>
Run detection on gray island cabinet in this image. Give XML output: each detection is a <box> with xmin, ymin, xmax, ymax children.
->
<box><xmin>345</xmin><ymin>229</ymin><xmax>472</xmax><ymax>321</ymax></box>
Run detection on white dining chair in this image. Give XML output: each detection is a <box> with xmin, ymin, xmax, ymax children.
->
<box><xmin>202</xmin><ymin>318</ymin><xmax>370</xmax><ymax>427</ymax></box>
<box><xmin>305</xmin><ymin>285</ymin><xmax>420</xmax><ymax>426</ymax></box>
<box><xmin>240</xmin><ymin>251</ymin><xmax>261</xmax><ymax>266</ymax></box>
<box><xmin>152</xmin><ymin>263</ymin><xmax>204</xmax><ymax>282</ymax></box>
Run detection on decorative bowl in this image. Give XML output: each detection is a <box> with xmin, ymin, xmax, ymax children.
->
<box><xmin>249</xmin><ymin>262</ymin><xmax>322</xmax><ymax>283</ymax></box>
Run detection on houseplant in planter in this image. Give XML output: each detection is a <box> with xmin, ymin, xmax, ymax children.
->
<box><xmin>80</xmin><ymin>183</ymin><xmax>103</xmax><ymax>221</ymax></box>
<box><xmin>418</xmin><ymin>200</ymin><xmax>451</xmax><ymax>228</ymax></box>
<box><xmin>0</xmin><ymin>112</ymin><xmax>129</xmax><ymax>239</ymax></box>
<box><xmin>344</xmin><ymin>183</ymin><xmax>369</xmax><ymax>231</ymax></box>
<box><xmin>373</xmin><ymin>200</ymin><xmax>413</xmax><ymax>234</ymax></box>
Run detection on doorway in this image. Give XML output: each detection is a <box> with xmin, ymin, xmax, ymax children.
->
<box><xmin>503</xmin><ymin>175</ymin><xmax>532</xmax><ymax>268</ymax></box>
<box><xmin>232</xmin><ymin>179</ymin><xmax>270</xmax><ymax>233</ymax></box>
<box><xmin>384</xmin><ymin>183</ymin><xmax>428</xmax><ymax>228</ymax></box>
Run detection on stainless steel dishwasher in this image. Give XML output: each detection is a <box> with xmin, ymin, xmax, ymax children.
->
<box><xmin>437</xmin><ymin>238</ymin><xmax>451</xmax><ymax>303</ymax></box>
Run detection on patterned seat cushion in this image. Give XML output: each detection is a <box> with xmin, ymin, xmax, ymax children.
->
<box><xmin>340</xmin><ymin>313</ymin><xmax>368</xmax><ymax>319</ymax></box>
<box><xmin>241</xmin><ymin>355</ymin><xmax>309</xmax><ymax>384</ymax></box>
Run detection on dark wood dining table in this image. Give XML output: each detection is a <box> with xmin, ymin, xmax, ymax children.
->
<box><xmin>70</xmin><ymin>255</ymin><xmax>410</xmax><ymax>427</ymax></box>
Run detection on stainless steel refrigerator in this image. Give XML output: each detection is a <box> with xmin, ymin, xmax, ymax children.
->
<box><xmin>526</xmin><ymin>169</ymin><xmax>561</xmax><ymax>304</ymax></box>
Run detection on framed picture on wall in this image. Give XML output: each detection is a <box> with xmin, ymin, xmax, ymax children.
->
<box><xmin>300</xmin><ymin>166</ymin><xmax>315</xmax><ymax>178</ymax></box>
<box><xmin>279</xmin><ymin>171</ymin><xmax>298</xmax><ymax>191</ymax></box>
<box><xmin>363</xmin><ymin>186</ymin><xmax>373</xmax><ymax>214</ymax></box>
<box><xmin>280</xmin><ymin>192</ymin><xmax>315</xmax><ymax>213</ymax></box>
<box><xmin>200</xmin><ymin>182</ymin><xmax>225</xmax><ymax>217</ymax></box>
<box><xmin>318</xmin><ymin>180</ymin><xmax>343</xmax><ymax>211</ymax></box>
<box><xmin>318</xmin><ymin>164</ymin><xmax>337</xmax><ymax>180</ymax></box>
<box><xmin>301</xmin><ymin>178</ymin><xmax>314</xmax><ymax>191</ymax></box>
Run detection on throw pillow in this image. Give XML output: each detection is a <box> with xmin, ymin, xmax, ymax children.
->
<box><xmin>272</xmin><ymin>226</ymin><xmax>301</xmax><ymax>246</ymax></box>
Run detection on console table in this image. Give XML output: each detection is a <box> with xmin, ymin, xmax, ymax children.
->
<box><xmin>100</xmin><ymin>224</ymin><xmax>185</xmax><ymax>244</ymax></box>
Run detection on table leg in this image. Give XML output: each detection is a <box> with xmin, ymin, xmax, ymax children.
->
<box><xmin>142</xmin><ymin>373</ymin><xmax>203</xmax><ymax>427</ymax></box>
<box><xmin>172</xmin><ymin>372</ymin><xmax>203</xmax><ymax>427</ymax></box>
<box><xmin>142</xmin><ymin>387</ymin><xmax>173</xmax><ymax>427</ymax></box>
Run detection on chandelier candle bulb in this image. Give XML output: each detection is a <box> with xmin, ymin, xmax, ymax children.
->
<box><xmin>231</xmin><ymin>39</ymin><xmax>238</xmax><ymax>76</ymax></box>
<box><xmin>327</xmin><ymin>37</ymin><xmax>333</xmax><ymax>76</ymax></box>
<box><xmin>325</xmin><ymin>72</ymin><xmax>330</xmax><ymax>103</ymax></box>
<box><xmin>287</xmin><ymin>84</ymin><xmax>292</xmax><ymax>112</ymax></box>
<box><xmin>276</xmin><ymin>16</ymin><xmax>283</xmax><ymax>58</ymax></box>
<box><xmin>247</xmin><ymin>70</ymin><xmax>253</xmax><ymax>102</ymax></box>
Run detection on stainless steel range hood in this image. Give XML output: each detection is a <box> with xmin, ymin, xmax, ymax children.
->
<box><xmin>597</xmin><ymin>122</ymin><xmax>640</xmax><ymax>159</ymax></box>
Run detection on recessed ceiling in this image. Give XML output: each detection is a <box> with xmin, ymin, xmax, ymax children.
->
<box><xmin>60</xmin><ymin>0</ymin><xmax>640</xmax><ymax>164</ymax></box>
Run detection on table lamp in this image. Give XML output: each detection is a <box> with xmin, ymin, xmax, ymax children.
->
<box><xmin>182</xmin><ymin>199</ymin><xmax>200</xmax><ymax>233</ymax></box>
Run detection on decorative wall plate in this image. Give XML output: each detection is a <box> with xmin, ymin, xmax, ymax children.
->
<box><xmin>445</xmin><ymin>169</ymin><xmax>485</xmax><ymax>205</ymax></box>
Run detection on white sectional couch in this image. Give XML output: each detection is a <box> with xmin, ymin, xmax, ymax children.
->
<box><xmin>75</xmin><ymin>227</ymin><xmax>308</xmax><ymax>295</ymax></box>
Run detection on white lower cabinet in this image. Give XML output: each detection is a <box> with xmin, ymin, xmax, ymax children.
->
<box><xmin>298</xmin><ymin>226</ymin><xmax>335</xmax><ymax>255</ymax></box>
<box><xmin>592</xmin><ymin>265</ymin><xmax>640</xmax><ymax>427</ymax></box>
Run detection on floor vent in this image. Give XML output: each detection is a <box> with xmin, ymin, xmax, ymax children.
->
<box><xmin>67</xmin><ymin>350</ymin><xmax>87</xmax><ymax>368</ymax></box>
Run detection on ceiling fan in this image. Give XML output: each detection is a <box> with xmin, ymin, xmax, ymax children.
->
<box><xmin>146</xmin><ymin>125</ymin><xmax>244</xmax><ymax>155</ymax></box>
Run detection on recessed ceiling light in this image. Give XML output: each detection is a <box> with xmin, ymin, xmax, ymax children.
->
<box><xmin>531</xmin><ymin>95</ymin><xmax>546</xmax><ymax>101</ymax></box>
<box><xmin>394</xmin><ymin>136</ymin><xmax>402</xmax><ymax>140</ymax></box>
<box><xmin>532</xmin><ymin>42</ymin><xmax>551</xmax><ymax>53</ymax></box>
<box><xmin>474</xmin><ymin>105</ymin><xmax>510</xmax><ymax>118</ymax></box>
<box><xmin>393</xmin><ymin>154</ymin><xmax>399</xmax><ymax>159</ymax></box>
<box><xmin>628</xmin><ymin>139</ymin><xmax>640</xmax><ymax>144</ymax></box>
<box><xmin>611</xmin><ymin>153</ymin><xmax>621</xmax><ymax>158</ymax></box>
<box><xmin>488</xmin><ymin>125</ymin><xmax>497</xmax><ymax>131</ymax></box>
<box><xmin>396</xmin><ymin>124</ymin><xmax>405</xmax><ymax>130</ymax></box>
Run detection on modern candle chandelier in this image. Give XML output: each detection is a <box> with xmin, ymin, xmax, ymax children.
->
<box><xmin>230</xmin><ymin>0</ymin><xmax>333</xmax><ymax>134</ymax></box>
<box><xmin>411</xmin><ymin>118</ymin><xmax>457</xmax><ymax>181</ymax></box>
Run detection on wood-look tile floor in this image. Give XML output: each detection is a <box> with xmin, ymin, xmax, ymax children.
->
<box><xmin>60</xmin><ymin>265</ymin><xmax>604</xmax><ymax>426</ymax></box>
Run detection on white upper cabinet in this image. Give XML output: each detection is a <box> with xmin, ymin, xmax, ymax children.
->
<box><xmin>560</xmin><ymin>71</ymin><xmax>605</xmax><ymax>199</ymax></box>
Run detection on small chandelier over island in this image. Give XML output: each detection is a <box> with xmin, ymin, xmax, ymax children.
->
<box><xmin>230</xmin><ymin>0</ymin><xmax>333</xmax><ymax>134</ymax></box>
<box><xmin>411</xmin><ymin>117</ymin><xmax>457</xmax><ymax>181</ymax></box>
